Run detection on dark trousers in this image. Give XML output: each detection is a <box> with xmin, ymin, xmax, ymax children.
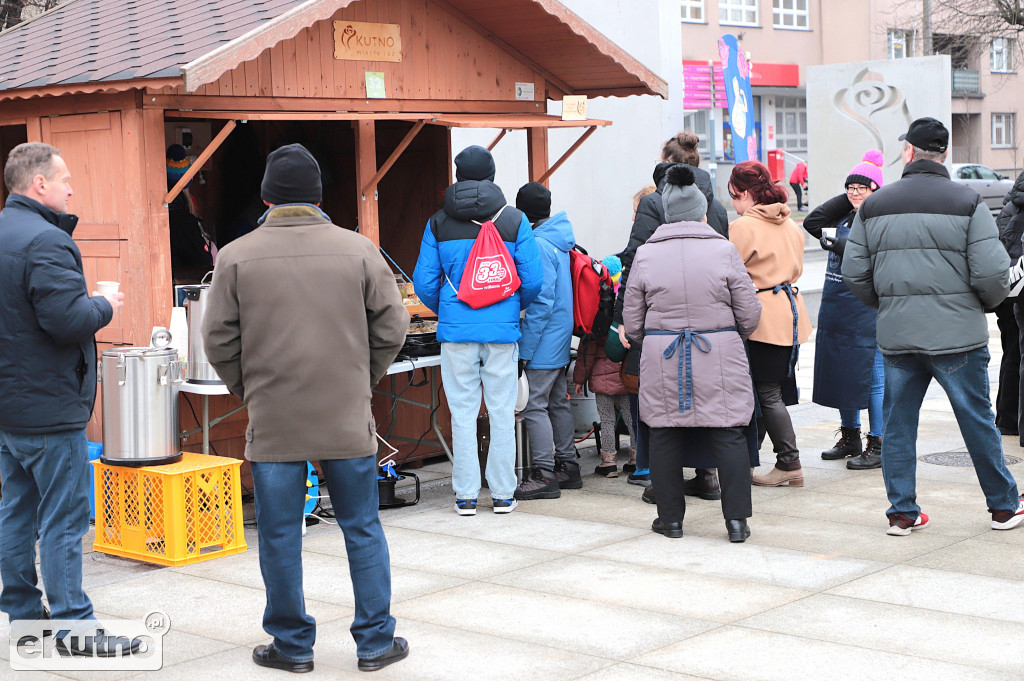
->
<box><xmin>790</xmin><ymin>182</ymin><xmax>804</xmax><ymax>209</ymax></box>
<box><xmin>995</xmin><ymin>300</ymin><xmax>1020</xmax><ymax>434</ymax></box>
<box><xmin>649</xmin><ymin>426</ymin><xmax>752</xmax><ymax>523</ymax></box>
<box><xmin>628</xmin><ymin>393</ymin><xmax>651</xmax><ymax>469</ymax></box>
<box><xmin>755</xmin><ymin>381</ymin><xmax>801</xmax><ymax>470</ymax></box>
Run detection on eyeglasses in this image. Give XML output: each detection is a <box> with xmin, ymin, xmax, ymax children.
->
<box><xmin>845</xmin><ymin>185</ymin><xmax>871</xmax><ymax>196</ymax></box>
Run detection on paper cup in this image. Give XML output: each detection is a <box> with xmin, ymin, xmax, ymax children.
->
<box><xmin>96</xmin><ymin>281</ymin><xmax>120</xmax><ymax>296</ymax></box>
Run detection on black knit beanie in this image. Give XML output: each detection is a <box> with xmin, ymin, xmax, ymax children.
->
<box><xmin>516</xmin><ymin>182</ymin><xmax>552</xmax><ymax>223</ymax></box>
<box><xmin>454</xmin><ymin>145</ymin><xmax>496</xmax><ymax>182</ymax></box>
<box><xmin>261</xmin><ymin>143</ymin><xmax>322</xmax><ymax>205</ymax></box>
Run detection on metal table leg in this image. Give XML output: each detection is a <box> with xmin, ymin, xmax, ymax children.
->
<box><xmin>203</xmin><ymin>395</ymin><xmax>210</xmax><ymax>455</ymax></box>
<box><xmin>429</xmin><ymin>367</ymin><xmax>453</xmax><ymax>463</ymax></box>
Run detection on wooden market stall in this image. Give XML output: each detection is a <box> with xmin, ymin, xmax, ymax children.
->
<box><xmin>0</xmin><ymin>0</ymin><xmax>666</xmax><ymax>466</ymax></box>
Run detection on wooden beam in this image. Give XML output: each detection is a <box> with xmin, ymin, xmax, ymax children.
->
<box><xmin>146</xmin><ymin>94</ymin><xmax>546</xmax><ymax>115</ymax></box>
<box><xmin>166</xmin><ymin>111</ymin><xmax>436</xmax><ymax>121</ymax></box>
<box><xmin>487</xmin><ymin>129</ymin><xmax>508</xmax><ymax>151</ymax></box>
<box><xmin>0</xmin><ymin>77</ymin><xmax>182</xmax><ymax>104</ymax></box>
<box><xmin>353</xmin><ymin>119</ymin><xmax>380</xmax><ymax>246</ymax></box>
<box><xmin>163</xmin><ymin>119</ymin><xmax>237</xmax><ymax>204</ymax></box>
<box><xmin>538</xmin><ymin>126</ymin><xmax>598</xmax><ymax>185</ymax></box>
<box><xmin>362</xmin><ymin>120</ymin><xmax>425</xmax><ymax>197</ymax></box>
<box><xmin>527</xmin><ymin>127</ymin><xmax>549</xmax><ymax>185</ymax></box>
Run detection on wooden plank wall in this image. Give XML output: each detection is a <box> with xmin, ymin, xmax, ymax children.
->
<box><xmin>177</xmin><ymin>0</ymin><xmax>540</xmax><ymax>104</ymax></box>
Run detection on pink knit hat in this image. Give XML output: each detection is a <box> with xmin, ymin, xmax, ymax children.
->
<box><xmin>846</xmin><ymin>149</ymin><xmax>884</xmax><ymax>190</ymax></box>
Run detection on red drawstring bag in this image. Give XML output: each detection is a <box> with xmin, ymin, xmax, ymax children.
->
<box><xmin>451</xmin><ymin>206</ymin><xmax>521</xmax><ymax>309</ymax></box>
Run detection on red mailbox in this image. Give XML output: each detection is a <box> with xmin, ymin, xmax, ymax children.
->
<box><xmin>766</xmin><ymin>149</ymin><xmax>785</xmax><ymax>182</ymax></box>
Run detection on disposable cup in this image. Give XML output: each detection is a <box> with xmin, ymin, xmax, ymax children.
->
<box><xmin>96</xmin><ymin>281</ymin><xmax>120</xmax><ymax>296</ymax></box>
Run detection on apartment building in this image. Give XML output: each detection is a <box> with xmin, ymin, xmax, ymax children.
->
<box><xmin>680</xmin><ymin>0</ymin><xmax>1023</xmax><ymax>175</ymax></box>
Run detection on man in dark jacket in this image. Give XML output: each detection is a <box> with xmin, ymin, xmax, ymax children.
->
<box><xmin>413</xmin><ymin>146</ymin><xmax>542</xmax><ymax>516</ymax></box>
<box><xmin>0</xmin><ymin>143</ymin><xmax>123</xmax><ymax>636</ymax></box>
<box><xmin>995</xmin><ymin>171</ymin><xmax>1024</xmax><ymax>443</ymax></box>
<box><xmin>843</xmin><ymin>117</ymin><xmax>1024</xmax><ymax>536</ymax></box>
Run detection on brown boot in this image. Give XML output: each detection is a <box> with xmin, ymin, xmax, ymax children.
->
<box><xmin>751</xmin><ymin>466</ymin><xmax>804</xmax><ymax>487</ymax></box>
<box><xmin>595</xmin><ymin>450</ymin><xmax>618</xmax><ymax>477</ymax></box>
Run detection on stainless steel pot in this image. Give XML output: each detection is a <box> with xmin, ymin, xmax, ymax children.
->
<box><xmin>100</xmin><ymin>347</ymin><xmax>184</xmax><ymax>467</ymax></box>
<box><xmin>181</xmin><ymin>271</ymin><xmax>220</xmax><ymax>384</ymax></box>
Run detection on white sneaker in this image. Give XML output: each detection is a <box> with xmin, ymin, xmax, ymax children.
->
<box><xmin>886</xmin><ymin>512</ymin><xmax>929</xmax><ymax>536</ymax></box>
<box><xmin>454</xmin><ymin>499</ymin><xmax>477</xmax><ymax>516</ymax></box>
<box><xmin>492</xmin><ymin>498</ymin><xmax>518</xmax><ymax>514</ymax></box>
<box><xmin>991</xmin><ymin>498</ymin><xmax>1024</xmax><ymax>530</ymax></box>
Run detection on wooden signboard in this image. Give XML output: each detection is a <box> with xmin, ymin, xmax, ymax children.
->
<box><xmin>334</xmin><ymin>21</ymin><xmax>402</xmax><ymax>62</ymax></box>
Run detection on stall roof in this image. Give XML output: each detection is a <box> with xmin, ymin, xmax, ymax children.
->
<box><xmin>0</xmin><ymin>0</ymin><xmax>666</xmax><ymax>100</ymax></box>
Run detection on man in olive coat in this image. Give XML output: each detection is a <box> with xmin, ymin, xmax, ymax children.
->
<box><xmin>203</xmin><ymin>144</ymin><xmax>410</xmax><ymax>673</ymax></box>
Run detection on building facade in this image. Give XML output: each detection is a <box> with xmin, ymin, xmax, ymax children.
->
<box><xmin>680</xmin><ymin>0</ymin><xmax>1023</xmax><ymax>177</ymax></box>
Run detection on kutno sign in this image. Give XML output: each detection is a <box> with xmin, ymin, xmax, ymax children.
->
<box><xmin>334</xmin><ymin>21</ymin><xmax>402</xmax><ymax>62</ymax></box>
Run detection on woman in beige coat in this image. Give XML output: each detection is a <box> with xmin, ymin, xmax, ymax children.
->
<box><xmin>728</xmin><ymin>161</ymin><xmax>812</xmax><ymax>487</ymax></box>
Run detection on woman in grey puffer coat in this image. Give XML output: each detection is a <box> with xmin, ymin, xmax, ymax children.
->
<box><xmin>622</xmin><ymin>166</ymin><xmax>762</xmax><ymax>542</ymax></box>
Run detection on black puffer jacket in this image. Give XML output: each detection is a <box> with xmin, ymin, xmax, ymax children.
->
<box><xmin>997</xmin><ymin>170</ymin><xmax>1024</xmax><ymax>259</ymax></box>
<box><xmin>0</xmin><ymin>194</ymin><xmax>113</xmax><ymax>433</ymax></box>
<box><xmin>614</xmin><ymin>162</ymin><xmax>729</xmax><ymax>322</ymax></box>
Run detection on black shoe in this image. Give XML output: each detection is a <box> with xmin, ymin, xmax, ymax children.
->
<box><xmin>252</xmin><ymin>643</ymin><xmax>314</xmax><ymax>673</ymax></box>
<box><xmin>821</xmin><ymin>427</ymin><xmax>862</xmax><ymax>460</ymax></box>
<box><xmin>514</xmin><ymin>468</ymin><xmax>561</xmax><ymax>500</ymax></box>
<box><xmin>726</xmin><ymin>519</ymin><xmax>751</xmax><ymax>543</ymax></box>
<box><xmin>622</xmin><ymin>463</ymin><xmax>637</xmax><ymax>474</ymax></box>
<box><xmin>999</xmin><ymin>425</ymin><xmax>1019</xmax><ymax>436</ymax></box>
<box><xmin>683</xmin><ymin>469</ymin><xmax>721</xmax><ymax>501</ymax></box>
<box><xmin>358</xmin><ymin>637</ymin><xmax>409</xmax><ymax>672</ymax></box>
<box><xmin>57</xmin><ymin>631</ymin><xmax>143</xmax><ymax>658</ymax></box>
<box><xmin>847</xmin><ymin>435</ymin><xmax>882</xmax><ymax>470</ymax></box>
<box><xmin>652</xmin><ymin>518</ymin><xmax>683</xmax><ymax>538</ymax></box>
<box><xmin>641</xmin><ymin>485</ymin><xmax>656</xmax><ymax>504</ymax></box>
<box><xmin>554</xmin><ymin>460</ymin><xmax>583</xmax><ymax>490</ymax></box>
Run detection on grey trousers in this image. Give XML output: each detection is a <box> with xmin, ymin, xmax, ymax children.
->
<box><xmin>522</xmin><ymin>367</ymin><xmax>576</xmax><ymax>471</ymax></box>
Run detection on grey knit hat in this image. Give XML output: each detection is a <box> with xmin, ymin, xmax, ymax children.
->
<box><xmin>662</xmin><ymin>165</ymin><xmax>707</xmax><ymax>223</ymax></box>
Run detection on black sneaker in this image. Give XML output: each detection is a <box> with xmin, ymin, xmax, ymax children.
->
<box><xmin>641</xmin><ymin>485</ymin><xmax>656</xmax><ymax>504</ymax></box>
<box><xmin>514</xmin><ymin>468</ymin><xmax>561</xmax><ymax>500</ymax></box>
<box><xmin>554</xmin><ymin>460</ymin><xmax>583</xmax><ymax>489</ymax></box>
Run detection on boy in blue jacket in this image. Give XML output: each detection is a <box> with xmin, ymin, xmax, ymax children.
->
<box><xmin>413</xmin><ymin>147</ymin><xmax>542</xmax><ymax>515</ymax></box>
<box><xmin>513</xmin><ymin>183</ymin><xmax>580</xmax><ymax>500</ymax></box>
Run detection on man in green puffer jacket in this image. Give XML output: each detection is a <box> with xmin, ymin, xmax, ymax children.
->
<box><xmin>842</xmin><ymin>117</ymin><xmax>1023</xmax><ymax>537</ymax></box>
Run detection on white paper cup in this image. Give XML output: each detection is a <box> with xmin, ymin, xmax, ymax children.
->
<box><xmin>96</xmin><ymin>281</ymin><xmax>120</xmax><ymax>296</ymax></box>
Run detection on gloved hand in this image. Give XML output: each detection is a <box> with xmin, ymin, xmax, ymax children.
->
<box><xmin>819</xmin><ymin>235</ymin><xmax>848</xmax><ymax>257</ymax></box>
<box><xmin>518</xmin><ymin>359</ymin><xmax>527</xmax><ymax>377</ymax></box>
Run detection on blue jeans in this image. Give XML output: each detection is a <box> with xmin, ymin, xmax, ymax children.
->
<box><xmin>840</xmin><ymin>347</ymin><xmax>885</xmax><ymax>437</ymax></box>
<box><xmin>441</xmin><ymin>342</ymin><xmax>518</xmax><ymax>500</ymax></box>
<box><xmin>0</xmin><ymin>428</ymin><xmax>94</xmax><ymax>622</ymax></box>
<box><xmin>250</xmin><ymin>456</ymin><xmax>395</xmax><ymax>662</ymax></box>
<box><xmin>882</xmin><ymin>348</ymin><xmax>1020</xmax><ymax>518</ymax></box>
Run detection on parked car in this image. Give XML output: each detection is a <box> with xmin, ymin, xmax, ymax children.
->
<box><xmin>951</xmin><ymin>163</ymin><xmax>1015</xmax><ymax>214</ymax></box>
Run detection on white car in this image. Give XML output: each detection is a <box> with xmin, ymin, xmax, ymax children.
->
<box><xmin>951</xmin><ymin>163</ymin><xmax>1015</xmax><ymax>214</ymax></box>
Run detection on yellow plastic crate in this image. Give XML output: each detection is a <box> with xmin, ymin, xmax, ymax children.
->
<box><xmin>93</xmin><ymin>452</ymin><xmax>247</xmax><ymax>567</ymax></box>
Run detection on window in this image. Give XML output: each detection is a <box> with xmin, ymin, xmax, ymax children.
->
<box><xmin>992</xmin><ymin>37</ymin><xmax>1014</xmax><ymax>72</ymax></box>
<box><xmin>993</xmin><ymin>113</ymin><xmax>1014</xmax><ymax>148</ymax></box>
<box><xmin>720</xmin><ymin>0</ymin><xmax>758</xmax><ymax>26</ymax></box>
<box><xmin>888</xmin><ymin>30</ymin><xmax>911</xmax><ymax>59</ymax></box>
<box><xmin>683</xmin><ymin>110</ymin><xmax>711</xmax><ymax>156</ymax></box>
<box><xmin>774</xmin><ymin>96</ymin><xmax>807</xmax><ymax>153</ymax></box>
<box><xmin>773</xmin><ymin>0</ymin><xmax>808</xmax><ymax>30</ymax></box>
<box><xmin>680</xmin><ymin>0</ymin><xmax>704</xmax><ymax>22</ymax></box>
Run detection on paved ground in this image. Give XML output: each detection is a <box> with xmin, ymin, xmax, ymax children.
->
<box><xmin>3</xmin><ymin>314</ymin><xmax>1023</xmax><ymax>680</ymax></box>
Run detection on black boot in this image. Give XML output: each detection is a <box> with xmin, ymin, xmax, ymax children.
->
<box><xmin>554</xmin><ymin>460</ymin><xmax>583</xmax><ymax>490</ymax></box>
<box><xmin>821</xmin><ymin>427</ymin><xmax>862</xmax><ymax>460</ymax></box>
<box><xmin>848</xmin><ymin>434</ymin><xmax>882</xmax><ymax>470</ymax></box>
<box><xmin>514</xmin><ymin>468</ymin><xmax>561</xmax><ymax>500</ymax></box>
<box><xmin>683</xmin><ymin>469</ymin><xmax>721</xmax><ymax>500</ymax></box>
<box><xmin>726</xmin><ymin>519</ymin><xmax>750</xmax><ymax>543</ymax></box>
